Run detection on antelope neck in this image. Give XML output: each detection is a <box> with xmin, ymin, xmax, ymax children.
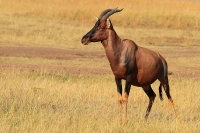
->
<box><xmin>101</xmin><ymin>29</ymin><xmax>122</xmax><ymax>49</ymax></box>
<box><xmin>101</xmin><ymin>29</ymin><xmax>123</xmax><ymax>67</ymax></box>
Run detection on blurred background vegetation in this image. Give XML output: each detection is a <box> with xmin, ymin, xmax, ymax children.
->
<box><xmin>0</xmin><ymin>0</ymin><xmax>200</xmax><ymax>49</ymax></box>
<box><xmin>1</xmin><ymin>0</ymin><xmax>200</xmax><ymax>29</ymax></box>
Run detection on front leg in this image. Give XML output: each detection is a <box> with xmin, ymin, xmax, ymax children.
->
<box><xmin>124</xmin><ymin>75</ymin><xmax>132</xmax><ymax>122</ymax></box>
<box><xmin>115</xmin><ymin>78</ymin><xmax>122</xmax><ymax>123</ymax></box>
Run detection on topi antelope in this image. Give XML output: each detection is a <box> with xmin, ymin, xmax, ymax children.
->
<box><xmin>81</xmin><ymin>8</ymin><xmax>177</xmax><ymax>122</ymax></box>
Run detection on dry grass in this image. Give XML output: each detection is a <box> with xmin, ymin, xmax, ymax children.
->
<box><xmin>0</xmin><ymin>70</ymin><xmax>199</xmax><ymax>133</ymax></box>
<box><xmin>0</xmin><ymin>52</ymin><xmax>200</xmax><ymax>132</ymax></box>
<box><xmin>0</xmin><ymin>17</ymin><xmax>200</xmax><ymax>49</ymax></box>
<box><xmin>0</xmin><ymin>0</ymin><xmax>200</xmax><ymax>48</ymax></box>
<box><xmin>1</xmin><ymin>0</ymin><xmax>200</xmax><ymax>29</ymax></box>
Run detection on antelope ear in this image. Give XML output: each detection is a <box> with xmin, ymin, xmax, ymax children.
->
<box><xmin>106</xmin><ymin>18</ymin><xmax>111</xmax><ymax>28</ymax></box>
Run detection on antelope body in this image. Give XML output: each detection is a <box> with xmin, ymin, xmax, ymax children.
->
<box><xmin>81</xmin><ymin>8</ymin><xmax>177</xmax><ymax>122</ymax></box>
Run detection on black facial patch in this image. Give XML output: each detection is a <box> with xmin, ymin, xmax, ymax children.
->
<box><xmin>82</xmin><ymin>20</ymin><xmax>100</xmax><ymax>40</ymax></box>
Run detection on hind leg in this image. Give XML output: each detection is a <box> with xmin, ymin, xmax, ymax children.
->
<box><xmin>163</xmin><ymin>83</ymin><xmax>177</xmax><ymax>118</ymax></box>
<box><xmin>159</xmin><ymin>77</ymin><xmax>177</xmax><ymax>118</ymax></box>
<box><xmin>142</xmin><ymin>85</ymin><xmax>156</xmax><ymax>120</ymax></box>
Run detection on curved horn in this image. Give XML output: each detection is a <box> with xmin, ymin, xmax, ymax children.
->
<box><xmin>99</xmin><ymin>9</ymin><xmax>113</xmax><ymax>19</ymax></box>
<box><xmin>101</xmin><ymin>8</ymin><xmax>123</xmax><ymax>20</ymax></box>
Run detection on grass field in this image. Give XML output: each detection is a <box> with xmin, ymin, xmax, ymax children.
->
<box><xmin>0</xmin><ymin>0</ymin><xmax>200</xmax><ymax>132</ymax></box>
<box><xmin>0</xmin><ymin>70</ymin><xmax>199</xmax><ymax>132</ymax></box>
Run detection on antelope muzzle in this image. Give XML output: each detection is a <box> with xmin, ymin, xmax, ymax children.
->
<box><xmin>81</xmin><ymin>37</ymin><xmax>90</xmax><ymax>45</ymax></box>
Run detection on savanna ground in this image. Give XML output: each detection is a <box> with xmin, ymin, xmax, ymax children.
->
<box><xmin>0</xmin><ymin>0</ymin><xmax>200</xmax><ymax>132</ymax></box>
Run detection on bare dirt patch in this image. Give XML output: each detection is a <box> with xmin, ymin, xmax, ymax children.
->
<box><xmin>0</xmin><ymin>46</ymin><xmax>110</xmax><ymax>74</ymax></box>
<box><xmin>0</xmin><ymin>45</ymin><xmax>200</xmax><ymax>78</ymax></box>
<box><xmin>0</xmin><ymin>46</ymin><xmax>105</xmax><ymax>60</ymax></box>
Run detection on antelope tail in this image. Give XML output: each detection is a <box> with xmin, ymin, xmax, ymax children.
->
<box><xmin>159</xmin><ymin>56</ymin><xmax>168</xmax><ymax>101</ymax></box>
<box><xmin>159</xmin><ymin>83</ymin><xmax>164</xmax><ymax>101</ymax></box>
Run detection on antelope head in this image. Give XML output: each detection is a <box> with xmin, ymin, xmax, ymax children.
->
<box><xmin>81</xmin><ymin>8</ymin><xmax>123</xmax><ymax>45</ymax></box>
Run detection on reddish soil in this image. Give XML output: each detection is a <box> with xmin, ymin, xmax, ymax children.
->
<box><xmin>0</xmin><ymin>46</ymin><xmax>110</xmax><ymax>74</ymax></box>
<box><xmin>0</xmin><ymin>46</ymin><xmax>200</xmax><ymax>78</ymax></box>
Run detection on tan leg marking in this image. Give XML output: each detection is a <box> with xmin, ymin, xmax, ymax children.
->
<box><xmin>123</xmin><ymin>92</ymin><xmax>129</xmax><ymax>123</ymax></box>
<box><xmin>118</xmin><ymin>92</ymin><xmax>123</xmax><ymax>123</ymax></box>
<box><xmin>168</xmin><ymin>98</ymin><xmax>177</xmax><ymax>118</ymax></box>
